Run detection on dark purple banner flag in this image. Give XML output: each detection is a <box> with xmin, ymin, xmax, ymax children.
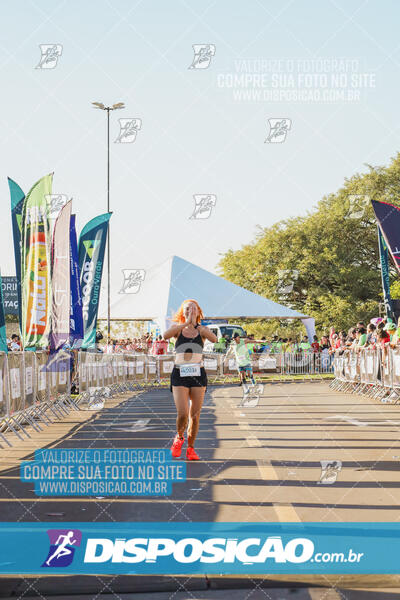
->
<box><xmin>371</xmin><ymin>199</ymin><xmax>400</xmax><ymax>274</ymax></box>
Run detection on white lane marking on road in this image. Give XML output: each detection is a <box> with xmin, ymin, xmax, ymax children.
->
<box><xmin>114</xmin><ymin>418</ymin><xmax>155</xmax><ymax>432</ymax></box>
<box><xmin>326</xmin><ymin>415</ymin><xmax>400</xmax><ymax>427</ymax></box>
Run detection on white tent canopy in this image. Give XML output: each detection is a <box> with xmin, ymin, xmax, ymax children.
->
<box><xmin>100</xmin><ymin>256</ymin><xmax>310</xmax><ymax>328</ymax></box>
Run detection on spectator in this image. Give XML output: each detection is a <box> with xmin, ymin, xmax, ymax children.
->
<box><xmin>259</xmin><ymin>336</ymin><xmax>270</xmax><ymax>352</ymax></box>
<box><xmin>320</xmin><ymin>335</ymin><xmax>330</xmax><ymax>352</ymax></box>
<box><xmin>385</xmin><ymin>321</ymin><xmax>397</xmax><ymax>342</ymax></box>
<box><xmin>214</xmin><ymin>333</ymin><xmax>228</xmax><ymax>353</ymax></box>
<box><xmin>10</xmin><ymin>334</ymin><xmax>21</xmax><ymax>351</ymax></box>
<box><xmin>311</xmin><ymin>335</ymin><xmax>320</xmax><ymax>353</ymax></box>
<box><xmin>366</xmin><ymin>323</ymin><xmax>376</xmax><ymax>346</ymax></box>
<box><xmin>152</xmin><ymin>335</ymin><xmax>168</xmax><ymax>355</ymax></box>
<box><xmin>377</xmin><ymin>327</ymin><xmax>390</xmax><ymax>360</ymax></box>
<box><xmin>346</xmin><ymin>328</ymin><xmax>357</xmax><ymax>348</ymax></box>
<box><xmin>355</xmin><ymin>327</ymin><xmax>367</xmax><ymax>350</ymax></box>
<box><xmin>337</xmin><ymin>331</ymin><xmax>347</xmax><ymax>350</ymax></box>
<box><xmin>299</xmin><ymin>336</ymin><xmax>311</xmax><ymax>351</ymax></box>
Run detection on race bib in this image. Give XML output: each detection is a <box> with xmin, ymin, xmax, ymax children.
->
<box><xmin>179</xmin><ymin>364</ymin><xmax>201</xmax><ymax>377</ymax></box>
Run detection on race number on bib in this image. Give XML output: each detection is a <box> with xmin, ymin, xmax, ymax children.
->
<box><xmin>179</xmin><ymin>364</ymin><xmax>201</xmax><ymax>377</ymax></box>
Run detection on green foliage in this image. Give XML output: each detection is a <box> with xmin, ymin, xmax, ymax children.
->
<box><xmin>219</xmin><ymin>153</ymin><xmax>400</xmax><ymax>333</ymax></box>
<box><xmin>390</xmin><ymin>280</ymin><xmax>400</xmax><ymax>300</ymax></box>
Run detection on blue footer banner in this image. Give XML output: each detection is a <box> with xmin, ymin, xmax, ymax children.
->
<box><xmin>1</xmin><ymin>522</ymin><xmax>400</xmax><ymax>574</ymax></box>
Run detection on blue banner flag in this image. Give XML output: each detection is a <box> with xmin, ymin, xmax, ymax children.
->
<box><xmin>1</xmin><ymin>522</ymin><xmax>400</xmax><ymax>574</ymax></box>
<box><xmin>378</xmin><ymin>226</ymin><xmax>394</xmax><ymax>320</ymax></box>
<box><xmin>78</xmin><ymin>213</ymin><xmax>111</xmax><ymax>349</ymax></box>
<box><xmin>69</xmin><ymin>215</ymin><xmax>83</xmax><ymax>346</ymax></box>
<box><xmin>371</xmin><ymin>199</ymin><xmax>400</xmax><ymax>274</ymax></box>
<box><xmin>7</xmin><ymin>177</ymin><xmax>25</xmax><ymax>329</ymax></box>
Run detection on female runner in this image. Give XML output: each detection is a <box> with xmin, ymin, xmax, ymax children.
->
<box><xmin>163</xmin><ymin>299</ymin><xmax>217</xmax><ymax>460</ymax></box>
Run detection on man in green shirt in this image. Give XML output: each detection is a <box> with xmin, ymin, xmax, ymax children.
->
<box><xmin>232</xmin><ymin>332</ymin><xmax>255</xmax><ymax>389</ymax></box>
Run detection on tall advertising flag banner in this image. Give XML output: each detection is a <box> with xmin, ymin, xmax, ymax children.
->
<box><xmin>21</xmin><ymin>174</ymin><xmax>53</xmax><ymax>349</ymax></box>
<box><xmin>0</xmin><ymin>273</ymin><xmax>8</xmax><ymax>354</ymax></box>
<box><xmin>378</xmin><ymin>226</ymin><xmax>394</xmax><ymax>320</ymax></box>
<box><xmin>78</xmin><ymin>213</ymin><xmax>111</xmax><ymax>349</ymax></box>
<box><xmin>8</xmin><ymin>178</ymin><xmax>25</xmax><ymax>328</ymax></box>
<box><xmin>69</xmin><ymin>214</ymin><xmax>84</xmax><ymax>346</ymax></box>
<box><xmin>50</xmin><ymin>200</ymin><xmax>72</xmax><ymax>350</ymax></box>
<box><xmin>371</xmin><ymin>199</ymin><xmax>400</xmax><ymax>274</ymax></box>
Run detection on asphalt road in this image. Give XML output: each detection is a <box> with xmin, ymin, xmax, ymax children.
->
<box><xmin>1</xmin><ymin>381</ymin><xmax>400</xmax><ymax>597</ymax></box>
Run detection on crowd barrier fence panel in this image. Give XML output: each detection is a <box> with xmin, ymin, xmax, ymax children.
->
<box><xmin>134</xmin><ymin>355</ymin><xmax>146</xmax><ymax>382</ymax></box>
<box><xmin>23</xmin><ymin>351</ymin><xmax>35</xmax><ymax>409</ymax></box>
<box><xmin>78</xmin><ymin>351</ymin><xmax>88</xmax><ymax>394</ymax></box>
<box><xmin>0</xmin><ymin>353</ymin><xmax>8</xmax><ymax>420</ymax></box>
<box><xmin>146</xmin><ymin>355</ymin><xmax>158</xmax><ymax>381</ymax></box>
<box><xmin>256</xmin><ymin>353</ymin><xmax>278</xmax><ymax>374</ymax></box>
<box><xmin>158</xmin><ymin>355</ymin><xmax>175</xmax><ymax>380</ymax></box>
<box><xmin>203</xmin><ymin>353</ymin><xmax>220</xmax><ymax>382</ymax></box>
<box><xmin>125</xmin><ymin>354</ymin><xmax>135</xmax><ymax>382</ymax></box>
<box><xmin>8</xmin><ymin>352</ymin><xmax>24</xmax><ymax>414</ymax></box>
<box><xmin>391</xmin><ymin>347</ymin><xmax>400</xmax><ymax>392</ymax></box>
<box><xmin>35</xmin><ymin>351</ymin><xmax>48</xmax><ymax>404</ymax></box>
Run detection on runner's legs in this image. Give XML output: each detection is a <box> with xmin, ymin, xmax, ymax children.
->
<box><xmin>172</xmin><ymin>386</ymin><xmax>190</xmax><ymax>437</ymax></box>
<box><xmin>187</xmin><ymin>386</ymin><xmax>205</xmax><ymax>447</ymax></box>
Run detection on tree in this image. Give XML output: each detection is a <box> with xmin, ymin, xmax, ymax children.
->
<box><xmin>218</xmin><ymin>153</ymin><xmax>400</xmax><ymax>333</ymax></box>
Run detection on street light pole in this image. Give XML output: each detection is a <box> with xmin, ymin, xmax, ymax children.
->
<box><xmin>106</xmin><ymin>107</ymin><xmax>110</xmax><ymax>345</ymax></box>
<box><xmin>92</xmin><ymin>101</ymin><xmax>125</xmax><ymax>345</ymax></box>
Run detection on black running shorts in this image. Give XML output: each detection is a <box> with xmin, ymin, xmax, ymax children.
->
<box><xmin>170</xmin><ymin>366</ymin><xmax>207</xmax><ymax>391</ymax></box>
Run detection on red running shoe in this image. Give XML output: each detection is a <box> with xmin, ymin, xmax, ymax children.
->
<box><xmin>186</xmin><ymin>447</ymin><xmax>200</xmax><ymax>461</ymax></box>
<box><xmin>171</xmin><ymin>434</ymin><xmax>184</xmax><ymax>458</ymax></box>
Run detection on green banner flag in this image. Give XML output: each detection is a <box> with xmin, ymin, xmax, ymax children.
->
<box><xmin>21</xmin><ymin>174</ymin><xmax>53</xmax><ymax>349</ymax></box>
<box><xmin>8</xmin><ymin>178</ymin><xmax>25</xmax><ymax>330</ymax></box>
<box><xmin>78</xmin><ymin>213</ymin><xmax>111</xmax><ymax>349</ymax></box>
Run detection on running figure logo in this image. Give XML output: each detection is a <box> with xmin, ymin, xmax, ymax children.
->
<box><xmin>265</xmin><ymin>118</ymin><xmax>292</xmax><ymax>143</ymax></box>
<box><xmin>36</xmin><ymin>44</ymin><xmax>63</xmax><ymax>69</ymax></box>
<box><xmin>347</xmin><ymin>195</ymin><xmax>370</xmax><ymax>219</ymax></box>
<box><xmin>276</xmin><ymin>269</ymin><xmax>299</xmax><ymax>296</ymax></box>
<box><xmin>45</xmin><ymin>194</ymin><xmax>68</xmax><ymax>217</ymax></box>
<box><xmin>42</xmin><ymin>529</ymin><xmax>82</xmax><ymax>567</ymax></box>
<box><xmin>189</xmin><ymin>195</ymin><xmax>217</xmax><ymax>220</ymax></box>
<box><xmin>114</xmin><ymin>118</ymin><xmax>142</xmax><ymax>143</ymax></box>
<box><xmin>318</xmin><ymin>460</ymin><xmax>342</xmax><ymax>485</ymax></box>
<box><xmin>189</xmin><ymin>44</ymin><xmax>216</xmax><ymax>69</ymax></box>
<box><xmin>119</xmin><ymin>269</ymin><xmax>146</xmax><ymax>294</ymax></box>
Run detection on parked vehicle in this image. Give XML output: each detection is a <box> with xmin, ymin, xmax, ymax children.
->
<box><xmin>203</xmin><ymin>323</ymin><xmax>247</xmax><ymax>352</ymax></box>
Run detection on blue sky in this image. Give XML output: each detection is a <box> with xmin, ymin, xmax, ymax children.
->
<box><xmin>0</xmin><ymin>0</ymin><xmax>399</xmax><ymax>307</ymax></box>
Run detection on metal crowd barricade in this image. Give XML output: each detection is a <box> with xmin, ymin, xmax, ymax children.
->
<box><xmin>256</xmin><ymin>353</ymin><xmax>278</xmax><ymax>375</ymax></box>
<box><xmin>158</xmin><ymin>355</ymin><xmax>175</xmax><ymax>381</ymax></box>
<box><xmin>134</xmin><ymin>355</ymin><xmax>146</xmax><ymax>385</ymax></box>
<box><xmin>282</xmin><ymin>352</ymin><xmax>314</xmax><ymax>378</ymax></box>
<box><xmin>0</xmin><ymin>353</ymin><xmax>11</xmax><ymax>446</ymax></box>
<box><xmin>203</xmin><ymin>352</ymin><xmax>221</xmax><ymax>383</ymax></box>
<box><xmin>390</xmin><ymin>347</ymin><xmax>400</xmax><ymax>402</ymax></box>
<box><xmin>146</xmin><ymin>355</ymin><xmax>158</xmax><ymax>383</ymax></box>
<box><xmin>329</xmin><ymin>345</ymin><xmax>400</xmax><ymax>403</ymax></box>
